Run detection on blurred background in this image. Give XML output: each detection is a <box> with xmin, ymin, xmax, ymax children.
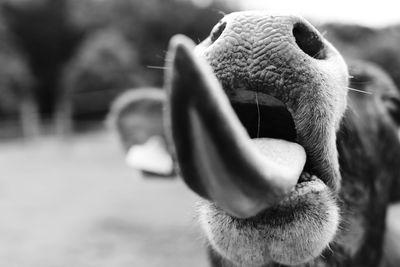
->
<box><xmin>0</xmin><ymin>0</ymin><xmax>399</xmax><ymax>266</ymax></box>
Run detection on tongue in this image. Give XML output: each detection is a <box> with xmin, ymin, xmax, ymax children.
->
<box><xmin>164</xmin><ymin>35</ymin><xmax>306</xmax><ymax>218</ymax></box>
<box><xmin>251</xmin><ymin>138</ymin><xmax>306</xmax><ymax>183</ymax></box>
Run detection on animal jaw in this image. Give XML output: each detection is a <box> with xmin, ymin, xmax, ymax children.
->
<box><xmin>198</xmin><ymin>185</ymin><xmax>339</xmax><ymax>265</ymax></box>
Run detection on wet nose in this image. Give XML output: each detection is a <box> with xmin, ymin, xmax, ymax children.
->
<box><xmin>292</xmin><ymin>22</ymin><xmax>327</xmax><ymax>60</ymax></box>
<box><xmin>208</xmin><ymin>13</ymin><xmax>333</xmax><ymax>62</ymax></box>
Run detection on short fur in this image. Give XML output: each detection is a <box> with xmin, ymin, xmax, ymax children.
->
<box><xmin>188</xmin><ymin>12</ymin><xmax>400</xmax><ymax>266</ymax></box>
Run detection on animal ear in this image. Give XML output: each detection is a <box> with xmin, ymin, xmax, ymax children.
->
<box><xmin>382</xmin><ymin>95</ymin><xmax>400</xmax><ymax>126</ymax></box>
<box><xmin>108</xmin><ymin>88</ymin><xmax>175</xmax><ymax>177</ymax></box>
<box><xmin>349</xmin><ymin>60</ymin><xmax>400</xmax><ymax>127</ymax></box>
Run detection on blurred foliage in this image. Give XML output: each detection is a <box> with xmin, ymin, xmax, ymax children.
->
<box><xmin>0</xmin><ymin>0</ymin><xmax>236</xmax><ymax>128</ymax></box>
<box><xmin>4</xmin><ymin>0</ymin><xmax>399</xmax><ymax>132</ymax></box>
<box><xmin>67</xmin><ymin>0</ymin><xmax>235</xmax><ymax>86</ymax></box>
<box><xmin>0</xmin><ymin>15</ymin><xmax>33</xmax><ymax>118</ymax></box>
<box><xmin>2</xmin><ymin>0</ymin><xmax>83</xmax><ymax>116</ymax></box>
<box><xmin>62</xmin><ymin>28</ymin><xmax>144</xmax><ymax>119</ymax></box>
<box><xmin>321</xmin><ymin>23</ymin><xmax>400</xmax><ymax>92</ymax></box>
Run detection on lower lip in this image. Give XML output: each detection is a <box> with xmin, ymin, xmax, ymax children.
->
<box><xmin>279</xmin><ymin>174</ymin><xmax>327</xmax><ymax>204</ymax></box>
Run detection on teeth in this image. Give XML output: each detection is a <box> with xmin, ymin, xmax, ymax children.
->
<box><xmin>294</xmin><ymin>177</ymin><xmax>326</xmax><ymax>194</ymax></box>
<box><xmin>279</xmin><ymin>175</ymin><xmax>326</xmax><ymax>204</ymax></box>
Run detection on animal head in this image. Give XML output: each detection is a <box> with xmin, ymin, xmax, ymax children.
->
<box><xmin>112</xmin><ymin>11</ymin><xmax>400</xmax><ymax>267</ymax></box>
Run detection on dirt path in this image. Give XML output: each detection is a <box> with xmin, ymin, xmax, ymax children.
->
<box><xmin>1</xmin><ymin>131</ymin><xmax>399</xmax><ymax>266</ymax></box>
<box><xmin>0</xmin><ymin>132</ymin><xmax>207</xmax><ymax>267</ymax></box>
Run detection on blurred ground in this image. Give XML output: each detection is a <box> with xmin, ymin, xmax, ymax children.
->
<box><xmin>1</xmin><ymin>130</ymin><xmax>400</xmax><ymax>267</ymax></box>
<box><xmin>0</xmin><ymin>131</ymin><xmax>207</xmax><ymax>267</ymax></box>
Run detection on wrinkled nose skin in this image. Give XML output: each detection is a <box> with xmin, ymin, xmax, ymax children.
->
<box><xmin>164</xmin><ymin>11</ymin><xmax>351</xmax><ymax>266</ymax></box>
<box><xmin>195</xmin><ymin>11</ymin><xmax>348</xmax><ymax>192</ymax></box>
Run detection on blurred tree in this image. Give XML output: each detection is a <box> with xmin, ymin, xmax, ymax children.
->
<box><xmin>65</xmin><ymin>0</ymin><xmax>237</xmax><ymax>129</ymax></box>
<box><xmin>1</xmin><ymin>0</ymin><xmax>237</xmax><ymax>134</ymax></box>
<box><xmin>0</xmin><ymin>16</ymin><xmax>39</xmax><ymax>138</ymax></box>
<box><xmin>68</xmin><ymin>0</ymin><xmax>237</xmax><ymax>85</ymax></box>
<box><xmin>59</xmin><ymin>28</ymin><xmax>144</xmax><ymax>132</ymax></box>
<box><xmin>1</xmin><ymin>0</ymin><xmax>84</xmax><ymax>119</ymax></box>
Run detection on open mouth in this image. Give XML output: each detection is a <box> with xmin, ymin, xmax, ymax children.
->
<box><xmin>165</xmin><ymin>35</ymin><xmax>329</xmax><ymax>219</ymax></box>
<box><xmin>231</xmin><ymin>92</ymin><xmax>328</xmax><ymax>203</ymax></box>
<box><xmin>231</xmin><ymin>93</ymin><xmax>297</xmax><ymax>142</ymax></box>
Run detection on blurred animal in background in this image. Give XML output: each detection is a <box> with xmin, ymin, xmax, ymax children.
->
<box><xmin>109</xmin><ymin>88</ymin><xmax>174</xmax><ymax>177</ymax></box>
<box><xmin>320</xmin><ymin>23</ymin><xmax>400</xmax><ymax>100</ymax></box>
<box><xmin>61</xmin><ymin>28</ymin><xmax>143</xmax><ymax>134</ymax></box>
<box><xmin>347</xmin><ymin>61</ymin><xmax>400</xmax><ymax>267</ymax></box>
<box><xmin>111</xmin><ymin>11</ymin><xmax>400</xmax><ymax>267</ymax></box>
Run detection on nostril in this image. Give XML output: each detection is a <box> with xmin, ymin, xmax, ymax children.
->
<box><xmin>210</xmin><ymin>21</ymin><xmax>227</xmax><ymax>43</ymax></box>
<box><xmin>293</xmin><ymin>22</ymin><xmax>327</xmax><ymax>60</ymax></box>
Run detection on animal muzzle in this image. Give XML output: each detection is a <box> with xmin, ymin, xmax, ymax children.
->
<box><xmin>164</xmin><ymin>36</ymin><xmax>306</xmax><ymax>218</ymax></box>
<box><xmin>163</xmin><ymin>12</ymin><xmax>348</xmax><ymax>219</ymax></box>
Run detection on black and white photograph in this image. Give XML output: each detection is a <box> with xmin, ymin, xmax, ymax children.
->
<box><xmin>0</xmin><ymin>0</ymin><xmax>399</xmax><ymax>266</ymax></box>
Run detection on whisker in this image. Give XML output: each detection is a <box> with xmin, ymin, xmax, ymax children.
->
<box><xmin>312</xmin><ymin>49</ymin><xmax>324</xmax><ymax>59</ymax></box>
<box><xmin>213</xmin><ymin>9</ymin><xmax>226</xmax><ymax>17</ymax></box>
<box><xmin>326</xmin><ymin>243</ymin><xmax>334</xmax><ymax>254</ymax></box>
<box><xmin>147</xmin><ymin>65</ymin><xmax>167</xmax><ymax>70</ymax></box>
<box><xmin>255</xmin><ymin>91</ymin><xmax>261</xmax><ymax>138</ymax></box>
<box><xmin>348</xmin><ymin>75</ymin><xmax>354</xmax><ymax>79</ymax></box>
<box><xmin>347</xmin><ymin>87</ymin><xmax>373</xmax><ymax>95</ymax></box>
<box><xmin>156</xmin><ymin>54</ymin><xmax>171</xmax><ymax>62</ymax></box>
